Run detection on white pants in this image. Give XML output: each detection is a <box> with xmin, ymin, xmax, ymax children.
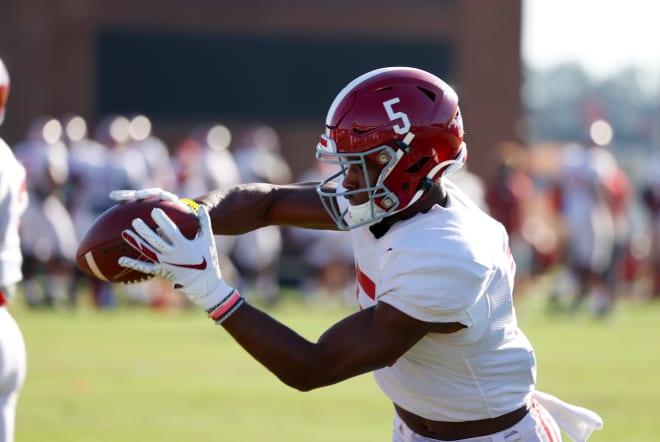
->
<box><xmin>0</xmin><ymin>292</ymin><xmax>27</xmax><ymax>442</ymax></box>
<box><xmin>392</xmin><ymin>399</ymin><xmax>562</xmax><ymax>442</ymax></box>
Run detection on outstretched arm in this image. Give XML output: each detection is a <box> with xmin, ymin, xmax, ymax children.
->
<box><xmin>195</xmin><ymin>181</ymin><xmax>338</xmax><ymax>234</ymax></box>
<box><xmin>119</xmin><ymin>204</ymin><xmax>455</xmax><ymax>391</ymax></box>
<box><xmin>221</xmin><ymin>300</ymin><xmax>443</xmax><ymax>391</ymax></box>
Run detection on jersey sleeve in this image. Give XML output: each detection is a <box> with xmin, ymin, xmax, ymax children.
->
<box><xmin>377</xmin><ymin>245</ymin><xmax>494</xmax><ymax>326</ymax></box>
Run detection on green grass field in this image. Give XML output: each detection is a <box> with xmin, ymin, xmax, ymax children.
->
<box><xmin>12</xmin><ymin>282</ymin><xmax>660</xmax><ymax>442</ymax></box>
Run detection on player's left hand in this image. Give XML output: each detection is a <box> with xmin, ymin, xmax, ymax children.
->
<box><xmin>118</xmin><ymin>205</ymin><xmax>244</xmax><ymax>323</ymax></box>
<box><xmin>109</xmin><ymin>188</ymin><xmax>180</xmax><ymax>203</ymax></box>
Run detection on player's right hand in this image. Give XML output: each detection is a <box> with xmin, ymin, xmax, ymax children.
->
<box><xmin>118</xmin><ymin>205</ymin><xmax>244</xmax><ymax>324</ymax></box>
<box><xmin>109</xmin><ymin>188</ymin><xmax>180</xmax><ymax>203</ymax></box>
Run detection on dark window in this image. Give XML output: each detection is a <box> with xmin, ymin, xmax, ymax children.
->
<box><xmin>97</xmin><ymin>29</ymin><xmax>453</xmax><ymax>120</ymax></box>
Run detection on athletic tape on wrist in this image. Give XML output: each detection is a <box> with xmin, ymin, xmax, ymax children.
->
<box><xmin>207</xmin><ymin>289</ymin><xmax>244</xmax><ymax>324</ymax></box>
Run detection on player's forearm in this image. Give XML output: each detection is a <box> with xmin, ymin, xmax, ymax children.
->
<box><xmin>194</xmin><ymin>183</ymin><xmax>278</xmax><ymax>234</ymax></box>
<box><xmin>195</xmin><ymin>182</ymin><xmax>337</xmax><ymax>234</ymax></box>
<box><xmin>221</xmin><ymin>302</ymin><xmax>345</xmax><ymax>391</ymax></box>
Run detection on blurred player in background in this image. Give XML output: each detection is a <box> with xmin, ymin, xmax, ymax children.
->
<box><xmin>0</xmin><ymin>56</ymin><xmax>28</xmax><ymax>442</ymax></box>
<box><xmin>89</xmin><ymin>115</ymin><xmax>150</xmax><ymax>307</ymax></box>
<box><xmin>485</xmin><ymin>142</ymin><xmax>537</xmax><ymax>295</ymax></box>
<box><xmin>288</xmin><ymin>157</ymin><xmax>355</xmax><ymax>304</ymax></box>
<box><xmin>550</xmin><ymin>142</ymin><xmax>618</xmax><ymax>316</ymax></box>
<box><xmin>13</xmin><ymin>116</ymin><xmax>77</xmax><ymax>308</ymax></box>
<box><xmin>230</xmin><ymin>124</ymin><xmax>292</xmax><ymax>304</ymax></box>
<box><xmin>447</xmin><ymin>163</ymin><xmax>488</xmax><ymax>212</ymax></box>
<box><xmin>127</xmin><ymin>114</ymin><xmax>177</xmax><ymax>192</ymax></box>
<box><xmin>61</xmin><ymin>113</ymin><xmax>111</xmax><ymax>308</ymax></box>
<box><xmin>173</xmin><ymin>123</ymin><xmax>241</xmax><ymax>289</ymax></box>
<box><xmin>641</xmin><ymin>151</ymin><xmax>660</xmax><ymax>299</ymax></box>
<box><xmin>115</xmin><ymin>67</ymin><xmax>602</xmax><ymax>441</ymax></box>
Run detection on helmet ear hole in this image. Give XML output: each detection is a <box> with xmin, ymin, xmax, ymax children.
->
<box><xmin>417</xmin><ymin>87</ymin><xmax>436</xmax><ymax>102</ymax></box>
<box><xmin>406</xmin><ymin>157</ymin><xmax>429</xmax><ymax>173</ymax></box>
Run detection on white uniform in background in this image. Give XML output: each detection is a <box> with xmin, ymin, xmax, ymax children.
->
<box><xmin>173</xmin><ymin>127</ymin><xmax>243</xmax><ymax>287</ymax></box>
<box><xmin>447</xmin><ymin>166</ymin><xmax>489</xmax><ymax>213</ymax></box>
<box><xmin>67</xmin><ymin>135</ymin><xmax>114</xmax><ymax>239</ymax></box>
<box><xmin>232</xmin><ymin>126</ymin><xmax>291</xmax><ymax>302</ymax></box>
<box><xmin>289</xmin><ymin>161</ymin><xmax>354</xmax><ymax>300</ymax></box>
<box><xmin>0</xmin><ymin>138</ymin><xmax>28</xmax><ymax>442</ymax></box>
<box><xmin>558</xmin><ymin>143</ymin><xmax>616</xmax><ymax>273</ymax></box>
<box><xmin>127</xmin><ymin>116</ymin><xmax>177</xmax><ymax>192</ymax></box>
<box><xmin>13</xmin><ymin>120</ymin><xmax>78</xmax><ymax>306</ymax></box>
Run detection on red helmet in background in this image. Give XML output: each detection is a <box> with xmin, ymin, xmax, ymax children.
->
<box><xmin>316</xmin><ymin>66</ymin><xmax>467</xmax><ymax>230</ymax></box>
<box><xmin>0</xmin><ymin>57</ymin><xmax>9</xmax><ymax>126</ymax></box>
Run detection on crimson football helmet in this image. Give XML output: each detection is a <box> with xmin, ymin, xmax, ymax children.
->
<box><xmin>316</xmin><ymin>67</ymin><xmax>467</xmax><ymax>230</ymax></box>
<box><xmin>0</xmin><ymin>57</ymin><xmax>9</xmax><ymax>126</ymax></box>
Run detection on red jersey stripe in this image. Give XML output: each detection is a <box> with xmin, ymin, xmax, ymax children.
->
<box><xmin>356</xmin><ymin>264</ymin><xmax>376</xmax><ymax>300</ymax></box>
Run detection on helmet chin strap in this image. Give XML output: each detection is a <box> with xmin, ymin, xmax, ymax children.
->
<box><xmin>348</xmin><ymin>156</ymin><xmax>462</xmax><ymax>227</ymax></box>
<box><xmin>345</xmin><ymin>145</ymin><xmax>466</xmax><ymax>229</ymax></box>
<box><xmin>404</xmin><ymin>155</ymin><xmax>464</xmax><ymax>209</ymax></box>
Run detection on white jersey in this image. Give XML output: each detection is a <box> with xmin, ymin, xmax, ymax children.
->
<box><xmin>13</xmin><ymin>137</ymin><xmax>68</xmax><ymax>196</ymax></box>
<box><xmin>350</xmin><ymin>178</ymin><xmax>536</xmax><ymax>422</ymax></box>
<box><xmin>0</xmin><ymin>138</ymin><xmax>28</xmax><ymax>289</ymax></box>
<box><xmin>0</xmin><ymin>142</ymin><xmax>29</xmax><ymax>442</ymax></box>
<box><xmin>558</xmin><ymin>144</ymin><xmax>616</xmax><ymax>271</ymax></box>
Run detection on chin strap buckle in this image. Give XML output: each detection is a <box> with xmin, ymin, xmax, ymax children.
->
<box><xmin>419</xmin><ymin>177</ymin><xmax>434</xmax><ymax>193</ymax></box>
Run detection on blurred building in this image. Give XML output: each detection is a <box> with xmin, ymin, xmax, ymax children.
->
<box><xmin>0</xmin><ymin>0</ymin><xmax>522</xmax><ymax>180</ymax></box>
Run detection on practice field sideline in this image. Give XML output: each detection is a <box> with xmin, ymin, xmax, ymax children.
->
<box><xmin>12</xmin><ymin>284</ymin><xmax>660</xmax><ymax>442</ymax></box>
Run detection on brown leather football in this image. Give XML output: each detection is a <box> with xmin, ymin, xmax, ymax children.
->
<box><xmin>76</xmin><ymin>198</ymin><xmax>199</xmax><ymax>284</ymax></box>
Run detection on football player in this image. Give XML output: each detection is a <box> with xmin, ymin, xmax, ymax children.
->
<box><xmin>550</xmin><ymin>142</ymin><xmax>619</xmax><ymax>315</ymax></box>
<box><xmin>116</xmin><ymin>67</ymin><xmax>602</xmax><ymax>441</ymax></box>
<box><xmin>0</xmin><ymin>56</ymin><xmax>28</xmax><ymax>442</ymax></box>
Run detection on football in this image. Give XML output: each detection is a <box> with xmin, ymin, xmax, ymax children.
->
<box><xmin>76</xmin><ymin>198</ymin><xmax>199</xmax><ymax>284</ymax></box>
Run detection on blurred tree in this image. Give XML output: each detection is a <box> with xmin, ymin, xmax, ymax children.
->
<box><xmin>523</xmin><ymin>63</ymin><xmax>659</xmax><ymax>150</ymax></box>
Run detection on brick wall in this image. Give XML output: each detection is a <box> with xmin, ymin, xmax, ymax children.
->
<box><xmin>0</xmin><ymin>0</ymin><xmax>521</xmax><ymax>180</ymax></box>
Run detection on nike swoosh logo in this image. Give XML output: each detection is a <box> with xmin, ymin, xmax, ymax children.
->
<box><xmin>122</xmin><ymin>231</ymin><xmax>160</xmax><ymax>263</ymax></box>
<box><xmin>163</xmin><ymin>257</ymin><xmax>207</xmax><ymax>270</ymax></box>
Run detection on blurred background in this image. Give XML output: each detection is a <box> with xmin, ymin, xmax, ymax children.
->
<box><xmin>0</xmin><ymin>0</ymin><xmax>659</xmax><ymax>309</ymax></box>
<box><xmin>2</xmin><ymin>0</ymin><xmax>523</xmax><ymax>180</ymax></box>
<box><xmin>2</xmin><ymin>0</ymin><xmax>660</xmax><ymax>309</ymax></box>
<box><xmin>0</xmin><ymin>0</ymin><xmax>656</xmax><ymax>175</ymax></box>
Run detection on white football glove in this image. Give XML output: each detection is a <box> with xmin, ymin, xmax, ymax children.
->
<box><xmin>118</xmin><ymin>205</ymin><xmax>244</xmax><ymax>323</ymax></box>
<box><xmin>109</xmin><ymin>188</ymin><xmax>180</xmax><ymax>203</ymax></box>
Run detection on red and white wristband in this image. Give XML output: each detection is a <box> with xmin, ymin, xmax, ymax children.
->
<box><xmin>206</xmin><ymin>289</ymin><xmax>245</xmax><ymax>324</ymax></box>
